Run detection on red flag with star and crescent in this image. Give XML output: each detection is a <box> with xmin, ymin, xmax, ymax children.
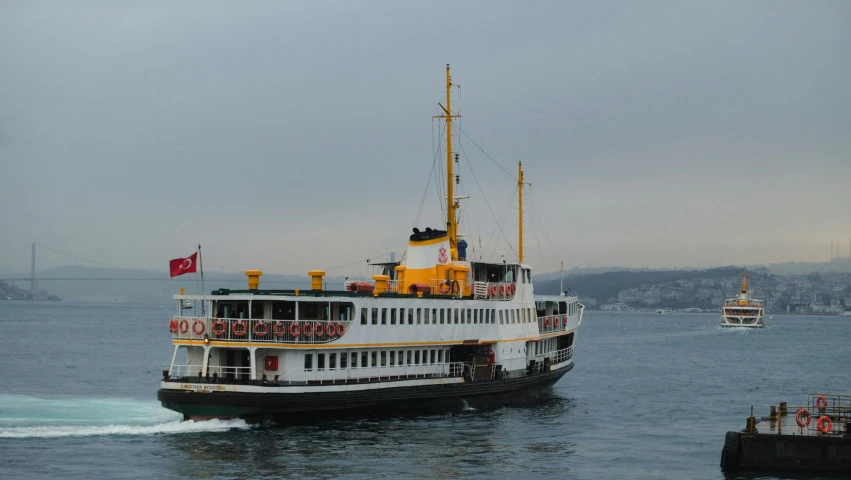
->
<box><xmin>169</xmin><ymin>252</ymin><xmax>198</xmax><ymax>278</ymax></box>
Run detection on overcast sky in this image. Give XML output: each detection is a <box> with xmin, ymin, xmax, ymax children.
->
<box><xmin>1</xmin><ymin>1</ymin><xmax>849</xmax><ymax>277</ymax></box>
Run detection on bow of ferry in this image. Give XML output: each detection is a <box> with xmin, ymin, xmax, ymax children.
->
<box><xmin>158</xmin><ymin>65</ymin><xmax>584</xmax><ymax>421</ymax></box>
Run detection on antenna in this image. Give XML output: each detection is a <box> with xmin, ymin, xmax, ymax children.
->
<box><xmin>560</xmin><ymin>261</ymin><xmax>564</xmax><ymax>296</ymax></box>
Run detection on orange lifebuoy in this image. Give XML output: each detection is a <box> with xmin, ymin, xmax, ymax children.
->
<box><xmin>179</xmin><ymin>319</ymin><xmax>189</xmax><ymax>334</ymax></box>
<box><xmin>253</xmin><ymin>321</ymin><xmax>268</xmax><ymax>337</ymax></box>
<box><xmin>543</xmin><ymin>318</ymin><xmax>550</xmax><ymax>328</ymax></box>
<box><xmin>302</xmin><ymin>323</ymin><xmax>313</xmax><ymax>337</ymax></box>
<box><xmin>509</xmin><ymin>283</ymin><xmax>516</xmax><ymax>294</ymax></box>
<box><xmin>169</xmin><ymin>318</ymin><xmax>178</xmax><ymax>333</ymax></box>
<box><xmin>563</xmin><ymin>315</ymin><xmax>568</xmax><ymax>325</ymax></box>
<box><xmin>499</xmin><ymin>285</ymin><xmax>505</xmax><ymax>295</ymax></box>
<box><xmin>795</xmin><ymin>408</ymin><xmax>811</xmax><ymax>427</ymax></box>
<box><xmin>327</xmin><ymin>323</ymin><xmax>337</xmax><ymax>336</ymax></box>
<box><xmin>273</xmin><ymin>322</ymin><xmax>286</xmax><ymax>337</ymax></box>
<box><xmin>817</xmin><ymin>415</ymin><xmax>832</xmax><ymax>434</ymax></box>
<box><xmin>336</xmin><ymin>322</ymin><xmax>345</xmax><ymax>336</ymax></box>
<box><xmin>232</xmin><ymin>320</ymin><xmax>247</xmax><ymax>337</ymax></box>
<box><xmin>554</xmin><ymin>316</ymin><xmax>560</xmax><ymax>326</ymax></box>
<box><xmin>289</xmin><ymin>322</ymin><xmax>300</xmax><ymax>337</ymax></box>
<box><xmin>315</xmin><ymin>323</ymin><xmax>325</xmax><ymax>337</ymax></box>
<box><xmin>212</xmin><ymin>319</ymin><xmax>227</xmax><ymax>337</ymax></box>
<box><xmin>192</xmin><ymin>319</ymin><xmax>205</xmax><ymax>335</ymax></box>
<box><xmin>489</xmin><ymin>285</ymin><xmax>497</xmax><ymax>296</ymax></box>
<box><xmin>439</xmin><ymin>283</ymin><xmax>450</xmax><ymax>294</ymax></box>
<box><xmin>816</xmin><ymin>395</ymin><xmax>828</xmax><ymax>412</ymax></box>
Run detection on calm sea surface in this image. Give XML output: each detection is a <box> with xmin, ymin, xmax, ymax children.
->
<box><xmin>0</xmin><ymin>301</ymin><xmax>847</xmax><ymax>479</ymax></box>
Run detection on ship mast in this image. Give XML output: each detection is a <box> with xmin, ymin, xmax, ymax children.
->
<box><xmin>434</xmin><ymin>64</ymin><xmax>461</xmax><ymax>260</ymax></box>
<box><xmin>741</xmin><ymin>272</ymin><xmax>748</xmax><ymax>294</ymax></box>
<box><xmin>518</xmin><ymin>161</ymin><xmax>524</xmax><ymax>263</ymax></box>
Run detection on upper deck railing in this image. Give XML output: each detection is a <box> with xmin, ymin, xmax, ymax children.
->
<box><xmin>169</xmin><ymin>316</ymin><xmax>352</xmax><ymax>344</ymax></box>
<box><xmin>537</xmin><ymin>314</ymin><xmax>572</xmax><ymax>334</ymax></box>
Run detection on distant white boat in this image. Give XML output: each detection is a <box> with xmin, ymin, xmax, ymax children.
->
<box><xmin>182</xmin><ymin>300</ymin><xmax>193</xmax><ymax>309</ymax></box>
<box><xmin>720</xmin><ymin>273</ymin><xmax>764</xmax><ymax>328</ymax></box>
<box><xmin>656</xmin><ymin>308</ymin><xmax>672</xmax><ymax>315</ymax></box>
<box><xmin>840</xmin><ymin>311</ymin><xmax>851</xmax><ymax>317</ymax></box>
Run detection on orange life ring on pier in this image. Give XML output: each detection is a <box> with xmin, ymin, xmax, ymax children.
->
<box><xmin>273</xmin><ymin>322</ymin><xmax>286</xmax><ymax>337</ymax></box>
<box><xmin>253</xmin><ymin>321</ymin><xmax>269</xmax><ymax>337</ymax></box>
<box><xmin>231</xmin><ymin>320</ymin><xmax>247</xmax><ymax>337</ymax></box>
<box><xmin>302</xmin><ymin>323</ymin><xmax>313</xmax><ymax>337</ymax></box>
<box><xmin>315</xmin><ymin>323</ymin><xmax>325</xmax><ymax>337</ymax></box>
<box><xmin>179</xmin><ymin>319</ymin><xmax>189</xmax><ymax>334</ymax></box>
<box><xmin>192</xmin><ymin>319</ymin><xmax>205</xmax><ymax>335</ymax></box>
<box><xmin>212</xmin><ymin>319</ymin><xmax>227</xmax><ymax>337</ymax></box>
<box><xmin>169</xmin><ymin>318</ymin><xmax>178</xmax><ymax>333</ymax></box>
<box><xmin>336</xmin><ymin>322</ymin><xmax>345</xmax><ymax>336</ymax></box>
<box><xmin>817</xmin><ymin>415</ymin><xmax>832</xmax><ymax>434</ymax></box>
<box><xmin>816</xmin><ymin>395</ymin><xmax>828</xmax><ymax>412</ymax></box>
<box><xmin>327</xmin><ymin>323</ymin><xmax>337</xmax><ymax>336</ymax></box>
<box><xmin>439</xmin><ymin>283</ymin><xmax>450</xmax><ymax>294</ymax></box>
<box><xmin>795</xmin><ymin>408</ymin><xmax>811</xmax><ymax>428</ymax></box>
<box><xmin>289</xmin><ymin>322</ymin><xmax>300</xmax><ymax>337</ymax></box>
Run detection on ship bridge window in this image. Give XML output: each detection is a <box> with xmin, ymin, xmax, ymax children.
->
<box><xmin>361</xmin><ymin>308</ymin><xmax>368</xmax><ymax>325</ymax></box>
<box><xmin>216</xmin><ymin>301</ymin><xmax>250</xmax><ymax>319</ymax></box>
<box><xmin>299</xmin><ymin>302</ymin><xmax>328</xmax><ymax>321</ymax></box>
<box><xmin>272</xmin><ymin>301</ymin><xmax>296</xmax><ymax>320</ymax></box>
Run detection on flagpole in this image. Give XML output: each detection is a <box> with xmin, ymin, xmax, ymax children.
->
<box><xmin>198</xmin><ymin>243</ymin><xmax>206</xmax><ymax>316</ymax></box>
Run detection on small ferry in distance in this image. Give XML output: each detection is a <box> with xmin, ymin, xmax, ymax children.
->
<box><xmin>656</xmin><ymin>308</ymin><xmax>673</xmax><ymax>315</ymax></box>
<box><xmin>157</xmin><ymin>65</ymin><xmax>584</xmax><ymax>422</ymax></box>
<box><xmin>720</xmin><ymin>273</ymin><xmax>764</xmax><ymax>328</ymax></box>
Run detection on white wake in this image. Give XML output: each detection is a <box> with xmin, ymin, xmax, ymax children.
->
<box><xmin>0</xmin><ymin>394</ymin><xmax>250</xmax><ymax>438</ymax></box>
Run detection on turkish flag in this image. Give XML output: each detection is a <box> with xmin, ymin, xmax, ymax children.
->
<box><xmin>169</xmin><ymin>252</ymin><xmax>198</xmax><ymax>278</ymax></box>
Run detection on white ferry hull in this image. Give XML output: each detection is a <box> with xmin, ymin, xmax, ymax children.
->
<box><xmin>158</xmin><ymin>362</ymin><xmax>573</xmax><ymax>421</ymax></box>
<box><xmin>720</xmin><ymin>315</ymin><xmax>764</xmax><ymax>328</ymax></box>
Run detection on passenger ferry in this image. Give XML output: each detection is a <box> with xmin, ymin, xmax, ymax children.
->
<box><xmin>720</xmin><ymin>273</ymin><xmax>764</xmax><ymax>328</ymax></box>
<box><xmin>158</xmin><ymin>66</ymin><xmax>584</xmax><ymax>421</ymax></box>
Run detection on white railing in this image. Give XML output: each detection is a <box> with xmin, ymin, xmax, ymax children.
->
<box><xmin>537</xmin><ymin>314</ymin><xmax>571</xmax><ymax>334</ymax></box>
<box><xmin>257</xmin><ymin>362</ymin><xmax>466</xmax><ymax>385</ymax></box>
<box><xmin>473</xmin><ymin>281</ymin><xmax>516</xmax><ymax>300</ymax></box>
<box><xmin>532</xmin><ymin>346</ymin><xmax>574</xmax><ymax>372</ymax></box>
<box><xmin>386</xmin><ymin>280</ymin><xmax>401</xmax><ymax>293</ymax></box>
<box><xmin>168</xmin><ymin>316</ymin><xmax>352</xmax><ymax>344</ymax></box>
<box><xmin>166</xmin><ymin>364</ymin><xmax>252</xmax><ymax>380</ymax></box>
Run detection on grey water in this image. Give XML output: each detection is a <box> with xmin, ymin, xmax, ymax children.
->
<box><xmin>0</xmin><ymin>301</ymin><xmax>847</xmax><ymax>479</ymax></box>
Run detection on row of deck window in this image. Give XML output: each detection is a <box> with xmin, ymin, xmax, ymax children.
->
<box><xmin>358</xmin><ymin>306</ymin><xmax>551</xmax><ymax>326</ymax></box>
<box><xmin>304</xmin><ymin>348</ymin><xmax>450</xmax><ymax>372</ymax></box>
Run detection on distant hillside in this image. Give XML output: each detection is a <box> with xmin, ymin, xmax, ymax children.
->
<box><xmin>534</xmin><ymin>266</ymin><xmax>750</xmax><ymax>301</ymax></box>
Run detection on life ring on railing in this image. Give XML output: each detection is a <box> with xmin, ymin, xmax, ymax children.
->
<box><xmin>508</xmin><ymin>283</ymin><xmax>516</xmax><ymax>295</ymax></box>
<box><xmin>795</xmin><ymin>408</ymin><xmax>811</xmax><ymax>427</ymax></box>
<box><xmin>327</xmin><ymin>323</ymin><xmax>337</xmax><ymax>336</ymax></box>
<box><xmin>253</xmin><ymin>321</ymin><xmax>269</xmax><ymax>337</ymax></box>
<box><xmin>498</xmin><ymin>285</ymin><xmax>505</xmax><ymax>295</ymax></box>
<box><xmin>179</xmin><ymin>318</ymin><xmax>189</xmax><ymax>334</ymax></box>
<box><xmin>543</xmin><ymin>318</ymin><xmax>550</xmax><ymax>328</ymax></box>
<box><xmin>439</xmin><ymin>283</ymin><xmax>450</xmax><ymax>294</ymax></box>
<box><xmin>231</xmin><ymin>320</ymin><xmax>247</xmax><ymax>337</ymax></box>
<box><xmin>489</xmin><ymin>285</ymin><xmax>497</xmax><ymax>296</ymax></box>
<box><xmin>554</xmin><ymin>316</ymin><xmax>560</xmax><ymax>326</ymax></box>
<box><xmin>212</xmin><ymin>319</ymin><xmax>227</xmax><ymax>337</ymax></box>
<box><xmin>563</xmin><ymin>315</ymin><xmax>568</xmax><ymax>326</ymax></box>
<box><xmin>192</xmin><ymin>319</ymin><xmax>206</xmax><ymax>335</ymax></box>
<box><xmin>169</xmin><ymin>318</ymin><xmax>178</xmax><ymax>333</ymax></box>
<box><xmin>315</xmin><ymin>323</ymin><xmax>325</xmax><ymax>337</ymax></box>
<box><xmin>336</xmin><ymin>322</ymin><xmax>345</xmax><ymax>336</ymax></box>
<box><xmin>289</xmin><ymin>322</ymin><xmax>300</xmax><ymax>337</ymax></box>
<box><xmin>302</xmin><ymin>323</ymin><xmax>313</xmax><ymax>337</ymax></box>
<box><xmin>816</xmin><ymin>395</ymin><xmax>828</xmax><ymax>412</ymax></box>
<box><xmin>817</xmin><ymin>415</ymin><xmax>832</xmax><ymax>434</ymax></box>
<box><xmin>273</xmin><ymin>322</ymin><xmax>286</xmax><ymax>337</ymax></box>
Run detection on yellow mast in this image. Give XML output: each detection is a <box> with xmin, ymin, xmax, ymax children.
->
<box><xmin>433</xmin><ymin>64</ymin><xmax>460</xmax><ymax>260</ymax></box>
<box><xmin>518</xmin><ymin>161</ymin><xmax>524</xmax><ymax>263</ymax></box>
<box><xmin>741</xmin><ymin>272</ymin><xmax>748</xmax><ymax>293</ymax></box>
